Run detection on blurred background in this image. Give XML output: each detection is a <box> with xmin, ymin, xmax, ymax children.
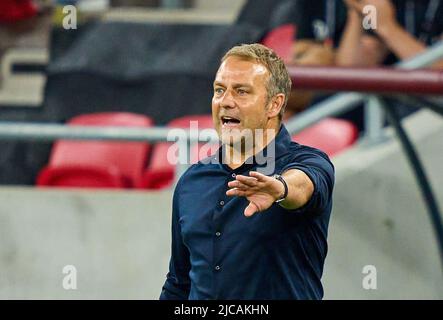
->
<box><xmin>0</xmin><ymin>0</ymin><xmax>442</xmax><ymax>299</ymax></box>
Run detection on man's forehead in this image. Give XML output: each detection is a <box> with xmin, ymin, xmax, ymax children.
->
<box><xmin>215</xmin><ymin>56</ymin><xmax>268</xmax><ymax>82</ymax></box>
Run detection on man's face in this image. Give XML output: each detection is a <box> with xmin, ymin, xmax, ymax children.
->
<box><xmin>212</xmin><ymin>56</ymin><xmax>271</xmax><ymax>147</ymax></box>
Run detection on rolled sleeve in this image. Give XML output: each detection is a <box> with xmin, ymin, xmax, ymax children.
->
<box><xmin>280</xmin><ymin>149</ymin><xmax>335</xmax><ymax>215</ymax></box>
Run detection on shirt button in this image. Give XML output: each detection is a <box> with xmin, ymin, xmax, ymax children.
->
<box><xmin>215</xmin><ymin>265</ymin><xmax>221</xmax><ymax>271</ymax></box>
<box><xmin>232</xmin><ymin>173</ymin><xmax>236</xmax><ymax>178</ymax></box>
<box><xmin>215</xmin><ymin>231</ymin><xmax>221</xmax><ymax>237</ymax></box>
<box><xmin>219</xmin><ymin>200</ymin><xmax>225</xmax><ymax>206</ymax></box>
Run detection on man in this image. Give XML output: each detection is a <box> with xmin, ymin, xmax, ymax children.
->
<box><xmin>160</xmin><ymin>44</ymin><xmax>335</xmax><ymax>300</ymax></box>
<box><xmin>336</xmin><ymin>0</ymin><xmax>443</xmax><ymax>68</ymax></box>
<box><xmin>335</xmin><ymin>0</ymin><xmax>443</xmax><ymax>129</ymax></box>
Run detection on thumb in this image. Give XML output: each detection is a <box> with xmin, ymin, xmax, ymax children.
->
<box><xmin>244</xmin><ymin>201</ymin><xmax>259</xmax><ymax>217</ymax></box>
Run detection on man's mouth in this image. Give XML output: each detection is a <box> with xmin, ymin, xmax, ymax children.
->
<box><xmin>220</xmin><ymin>116</ymin><xmax>241</xmax><ymax>128</ymax></box>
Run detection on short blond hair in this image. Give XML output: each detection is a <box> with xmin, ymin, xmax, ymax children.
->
<box><xmin>221</xmin><ymin>43</ymin><xmax>292</xmax><ymax>120</ymax></box>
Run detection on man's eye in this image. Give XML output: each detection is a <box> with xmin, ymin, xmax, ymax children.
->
<box><xmin>215</xmin><ymin>88</ymin><xmax>224</xmax><ymax>95</ymax></box>
<box><xmin>238</xmin><ymin>89</ymin><xmax>247</xmax><ymax>95</ymax></box>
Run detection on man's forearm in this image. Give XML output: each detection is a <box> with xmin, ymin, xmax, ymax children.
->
<box><xmin>377</xmin><ymin>23</ymin><xmax>443</xmax><ymax>68</ymax></box>
<box><xmin>378</xmin><ymin>22</ymin><xmax>427</xmax><ymax>59</ymax></box>
<box><xmin>279</xmin><ymin>169</ymin><xmax>314</xmax><ymax>210</ymax></box>
<box><xmin>336</xmin><ymin>10</ymin><xmax>366</xmax><ymax>66</ymax></box>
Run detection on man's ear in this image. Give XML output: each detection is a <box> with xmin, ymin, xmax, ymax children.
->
<box><xmin>267</xmin><ymin>93</ymin><xmax>285</xmax><ymax>118</ymax></box>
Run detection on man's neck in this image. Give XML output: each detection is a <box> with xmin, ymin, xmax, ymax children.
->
<box><xmin>224</xmin><ymin>125</ymin><xmax>280</xmax><ymax>170</ymax></box>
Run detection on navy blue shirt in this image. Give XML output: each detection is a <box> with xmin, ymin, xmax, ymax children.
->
<box><xmin>160</xmin><ymin>125</ymin><xmax>335</xmax><ymax>300</ymax></box>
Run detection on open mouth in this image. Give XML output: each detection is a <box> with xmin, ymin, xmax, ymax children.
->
<box><xmin>221</xmin><ymin>116</ymin><xmax>241</xmax><ymax>127</ymax></box>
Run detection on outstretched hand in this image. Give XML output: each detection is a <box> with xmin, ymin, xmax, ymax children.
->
<box><xmin>226</xmin><ymin>171</ymin><xmax>285</xmax><ymax>217</ymax></box>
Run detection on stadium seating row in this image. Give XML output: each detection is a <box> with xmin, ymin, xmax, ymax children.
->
<box><xmin>36</xmin><ymin>112</ymin><xmax>358</xmax><ymax>190</ymax></box>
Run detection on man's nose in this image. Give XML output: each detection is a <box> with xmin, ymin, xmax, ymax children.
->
<box><xmin>219</xmin><ymin>89</ymin><xmax>236</xmax><ymax>109</ymax></box>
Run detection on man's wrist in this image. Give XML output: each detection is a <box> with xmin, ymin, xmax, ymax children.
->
<box><xmin>273</xmin><ymin>174</ymin><xmax>288</xmax><ymax>203</ymax></box>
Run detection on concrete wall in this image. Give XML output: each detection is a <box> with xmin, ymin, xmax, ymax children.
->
<box><xmin>323</xmin><ymin>109</ymin><xmax>443</xmax><ymax>299</ymax></box>
<box><xmin>0</xmin><ymin>188</ymin><xmax>172</xmax><ymax>299</ymax></box>
<box><xmin>0</xmin><ymin>109</ymin><xmax>442</xmax><ymax>299</ymax></box>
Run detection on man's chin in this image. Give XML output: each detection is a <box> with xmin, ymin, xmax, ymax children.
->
<box><xmin>220</xmin><ymin>129</ymin><xmax>255</xmax><ymax>149</ymax></box>
<box><xmin>220</xmin><ymin>134</ymin><xmax>242</xmax><ymax>147</ymax></box>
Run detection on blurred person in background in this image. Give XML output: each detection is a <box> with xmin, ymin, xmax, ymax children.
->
<box><xmin>336</xmin><ymin>0</ymin><xmax>443</xmax><ymax>68</ymax></box>
<box><xmin>237</xmin><ymin>0</ymin><xmax>348</xmax><ymax>119</ymax></box>
<box><xmin>335</xmin><ymin>0</ymin><xmax>443</xmax><ymax>125</ymax></box>
<box><xmin>160</xmin><ymin>43</ymin><xmax>334</xmax><ymax>300</ymax></box>
<box><xmin>283</xmin><ymin>0</ymin><xmax>348</xmax><ymax>119</ymax></box>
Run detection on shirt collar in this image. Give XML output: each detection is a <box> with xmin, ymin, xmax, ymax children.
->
<box><xmin>215</xmin><ymin>125</ymin><xmax>293</xmax><ymax>173</ymax></box>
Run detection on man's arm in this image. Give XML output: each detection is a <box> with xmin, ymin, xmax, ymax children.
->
<box><xmin>278</xmin><ymin>169</ymin><xmax>314</xmax><ymax>210</ymax></box>
<box><xmin>377</xmin><ymin>24</ymin><xmax>443</xmax><ymax>68</ymax></box>
<box><xmin>159</xmin><ymin>186</ymin><xmax>191</xmax><ymax>300</ymax></box>
<box><xmin>336</xmin><ymin>9</ymin><xmax>369</xmax><ymax>66</ymax></box>
<box><xmin>336</xmin><ymin>1</ymin><xmax>391</xmax><ymax>67</ymax></box>
<box><xmin>226</xmin><ymin>151</ymin><xmax>334</xmax><ymax>216</ymax></box>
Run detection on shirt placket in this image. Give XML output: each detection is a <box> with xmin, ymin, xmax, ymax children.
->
<box><xmin>211</xmin><ymin>171</ymin><xmax>237</xmax><ymax>299</ymax></box>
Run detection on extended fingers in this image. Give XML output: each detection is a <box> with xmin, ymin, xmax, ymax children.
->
<box><xmin>226</xmin><ymin>188</ymin><xmax>249</xmax><ymax>197</ymax></box>
<box><xmin>226</xmin><ymin>180</ymin><xmax>255</xmax><ymax>197</ymax></box>
<box><xmin>227</xmin><ymin>172</ymin><xmax>272</xmax><ymax>191</ymax></box>
<box><xmin>227</xmin><ymin>180</ymin><xmax>250</xmax><ymax>189</ymax></box>
<box><xmin>235</xmin><ymin>174</ymin><xmax>259</xmax><ymax>187</ymax></box>
<box><xmin>226</xmin><ymin>172</ymin><xmax>273</xmax><ymax>198</ymax></box>
<box><xmin>249</xmin><ymin>171</ymin><xmax>272</xmax><ymax>183</ymax></box>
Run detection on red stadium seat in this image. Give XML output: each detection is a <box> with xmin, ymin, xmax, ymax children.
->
<box><xmin>137</xmin><ymin>115</ymin><xmax>217</xmax><ymax>190</ymax></box>
<box><xmin>292</xmin><ymin>118</ymin><xmax>359</xmax><ymax>157</ymax></box>
<box><xmin>36</xmin><ymin>165</ymin><xmax>130</xmax><ymax>188</ymax></box>
<box><xmin>0</xmin><ymin>0</ymin><xmax>37</xmax><ymax>23</ymax></box>
<box><xmin>37</xmin><ymin>112</ymin><xmax>154</xmax><ymax>189</ymax></box>
<box><xmin>261</xmin><ymin>24</ymin><xmax>296</xmax><ymax>63</ymax></box>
